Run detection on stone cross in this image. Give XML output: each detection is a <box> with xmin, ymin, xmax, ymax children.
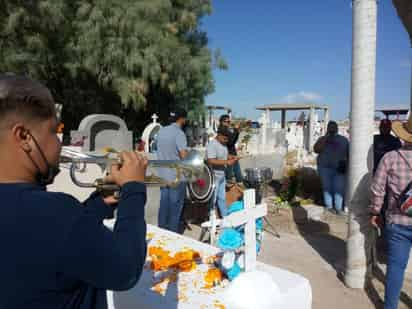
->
<box><xmin>221</xmin><ymin>189</ymin><xmax>267</xmax><ymax>272</ymax></box>
<box><xmin>152</xmin><ymin>114</ymin><xmax>158</xmax><ymax>124</ymax></box>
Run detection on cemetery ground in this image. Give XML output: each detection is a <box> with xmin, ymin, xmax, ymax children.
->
<box><xmin>179</xmin><ymin>155</ymin><xmax>412</xmax><ymax>309</ymax></box>
<box><xmin>184</xmin><ymin>201</ymin><xmax>412</xmax><ymax>309</ymax></box>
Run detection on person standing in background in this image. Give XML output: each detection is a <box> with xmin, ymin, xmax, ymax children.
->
<box><xmin>314</xmin><ymin>121</ymin><xmax>349</xmax><ymax>216</ymax></box>
<box><xmin>219</xmin><ymin>114</ymin><xmax>242</xmax><ymax>184</ymax></box>
<box><xmin>156</xmin><ymin>109</ymin><xmax>188</xmax><ymax>233</ymax></box>
<box><xmin>373</xmin><ymin>119</ymin><xmax>402</xmax><ymax>175</ymax></box>
<box><xmin>370</xmin><ymin>115</ymin><xmax>412</xmax><ymax>309</ymax></box>
<box><xmin>206</xmin><ymin>127</ymin><xmax>238</xmax><ymax>217</ymax></box>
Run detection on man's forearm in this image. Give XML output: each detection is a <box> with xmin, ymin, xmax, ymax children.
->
<box><xmin>83</xmin><ymin>192</ymin><xmax>115</xmax><ymax>220</ymax></box>
<box><xmin>111</xmin><ymin>182</ymin><xmax>147</xmax><ymax>290</ymax></box>
<box><xmin>59</xmin><ymin>182</ymin><xmax>148</xmax><ymax>291</ymax></box>
<box><xmin>207</xmin><ymin>158</ymin><xmax>227</xmax><ymax>166</ymax></box>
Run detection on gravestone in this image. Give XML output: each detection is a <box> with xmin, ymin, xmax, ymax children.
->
<box><xmin>70</xmin><ymin>114</ymin><xmax>133</xmax><ymax>152</ymax></box>
<box><xmin>221</xmin><ymin>189</ymin><xmax>267</xmax><ymax>271</ymax></box>
<box><xmin>141</xmin><ymin>114</ymin><xmax>162</xmax><ymax>153</ymax></box>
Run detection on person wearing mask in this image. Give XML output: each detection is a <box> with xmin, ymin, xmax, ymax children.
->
<box><xmin>219</xmin><ymin>114</ymin><xmax>242</xmax><ymax>184</ymax></box>
<box><xmin>314</xmin><ymin>121</ymin><xmax>349</xmax><ymax>216</ymax></box>
<box><xmin>156</xmin><ymin>109</ymin><xmax>188</xmax><ymax>233</ymax></box>
<box><xmin>206</xmin><ymin>127</ymin><xmax>238</xmax><ymax>217</ymax></box>
<box><xmin>370</xmin><ymin>115</ymin><xmax>412</xmax><ymax>309</ymax></box>
<box><xmin>0</xmin><ymin>75</ymin><xmax>148</xmax><ymax>309</ymax></box>
<box><xmin>373</xmin><ymin>119</ymin><xmax>402</xmax><ymax>174</ymax></box>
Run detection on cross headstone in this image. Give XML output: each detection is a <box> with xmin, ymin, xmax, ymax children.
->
<box><xmin>200</xmin><ymin>189</ymin><xmax>267</xmax><ymax>271</ymax></box>
<box><xmin>152</xmin><ymin>113</ymin><xmax>158</xmax><ymax>124</ymax></box>
<box><xmin>221</xmin><ymin>189</ymin><xmax>267</xmax><ymax>271</ymax></box>
<box><xmin>141</xmin><ymin>114</ymin><xmax>162</xmax><ymax>153</ymax></box>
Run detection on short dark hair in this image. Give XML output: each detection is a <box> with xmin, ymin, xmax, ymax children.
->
<box><xmin>0</xmin><ymin>75</ymin><xmax>55</xmax><ymax>125</ymax></box>
<box><xmin>327</xmin><ymin>121</ymin><xmax>338</xmax><ymax>128</ymax></box>
<box><xmin>217</xmin><ymin>126</ymin><xmax>231</xmax><ymax>138</ymax></box>
<box><xmin>169</xmin><ymin>108</ymin><xmax>187</xmax><ymax>123</ymax></box>
<box><xmin>219</xmin><ymin>114</ymin><xmax>230</xmax><ymax>123</ymax></box>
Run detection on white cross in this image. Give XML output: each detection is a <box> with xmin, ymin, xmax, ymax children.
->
<box><xmin>201</xmin><ymin>189</ymin><xmax>267</xmax><ymax>272</ymax></box>
<box><xmin>152</xmin><ymin>114</ymin><xmax>158</xmax><ymax>124</ymax></box>
<box><xmin>221</xmin><ymin>189</ymin><xmax>267</xmax><ymax>272</ymax></box>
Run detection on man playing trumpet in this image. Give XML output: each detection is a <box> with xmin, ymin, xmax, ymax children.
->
<box><xmin>0</xmin><ymin>75</ymin><xmax>148</xmax><ymax>309</ymax></box>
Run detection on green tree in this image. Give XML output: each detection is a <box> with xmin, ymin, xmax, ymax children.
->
<box><xmin>0</xmin><ymin>0</ymin><xmax>226</xmax><ymax>133</ymax></box>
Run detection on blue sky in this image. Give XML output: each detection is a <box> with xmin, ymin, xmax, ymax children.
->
<box><xmin>202</xmin><ymin>0</ymin><xmax>411</xmax><ymax>121</ymax></box>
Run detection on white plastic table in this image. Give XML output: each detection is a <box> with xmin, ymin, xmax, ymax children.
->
<box><xmin>106</xmin><ymin>224</ymin><xmax>312</xmax><ymax>309</ymax></box>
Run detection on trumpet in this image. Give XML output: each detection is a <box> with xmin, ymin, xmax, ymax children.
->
<box><xmin>59</xmin><ymin>148</ymin><xmax>215</xmax><ymax>202</ymax></box>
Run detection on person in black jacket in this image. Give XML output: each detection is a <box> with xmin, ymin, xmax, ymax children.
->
<box><xmin>373</xmin><ymin>119</ymin><xmax>402</xmax><ymax>174</ymax></box>
<box><xmin>219</xmin><ymin>114</ymin><xmax>243</xmax><ymax>184</ymax></box>
<box><xmin>0</xmin><ymin>75</ymin><xmax>148</xmax><ymax>309</ymax></box>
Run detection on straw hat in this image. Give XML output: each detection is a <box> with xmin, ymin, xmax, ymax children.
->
<box><xmin>392</xmin><ymin>115</ymin><xmax>412</xmax><ymax>143</ymax></box>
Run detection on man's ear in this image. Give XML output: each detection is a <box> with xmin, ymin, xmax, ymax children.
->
<box><xmin>12</xmin><ymin>124</ymin><xmax>32</xmax><ymax>153</ymax></box>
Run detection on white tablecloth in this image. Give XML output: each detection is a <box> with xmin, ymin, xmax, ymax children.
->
<box><xmin>106</xmin><ymin>224</ymin><xmax>312</xmax><ymax>309</ymax></box>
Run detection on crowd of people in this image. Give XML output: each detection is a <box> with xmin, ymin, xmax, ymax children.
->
<box><xmin>156</xmin><ymin>110</ymin><xmax>243</xmax><ymax>232</ymax></box>
<box><xmin>314</xmin><ymin>118</ymin><xmax>412</xmax><ymax>309</ymax></box>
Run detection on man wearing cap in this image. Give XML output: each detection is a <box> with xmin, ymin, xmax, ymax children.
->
<box><xmin>371</xmin><ymin>115</ymin><xmax>412</xmax><ymax>309</ymax></box>
<box><xmin>156</xmin><ymin>109</ymin><xmax>188</xmax><ymax>233</ymax></box>
<box><xmin>206</xmin><ymin>127</ymin><xmax>238</xmax><ymax>217</ymax></box>
<box><xmin>373</xmin><ymin>119</ymin><xmax>402</xmax><ymax>175</ymax></box>
<box><xmin>218</xmin><ymin>114</ymin><xmax>242</xmax><ymax>184</ymax></box>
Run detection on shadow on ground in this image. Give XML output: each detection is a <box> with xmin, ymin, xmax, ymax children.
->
<box><xmin>290</xmin><ymin>204</ymin><xmax>347</xmax><ymax>275</ymax></box>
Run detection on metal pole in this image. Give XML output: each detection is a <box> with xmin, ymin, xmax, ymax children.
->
<box><xmin>324</xmin><ymin>108</ymin><xmax>329</xmax><ymax>135</ymax></box>
<box><xmin>410</xmin><ymin>43</ymin><xmax>412</xmax><ymax>111</ymax></box>
<box><xmin>308</xmin><ymin>107</ymin><xmax>315</xmax><ymax>152</ymax></box>
<box><xmin>265</xmin><ymin>109</ymin><xmax>271</xmax><ymax>128</ymax></box>
<box><xmin>281</xmin><ymin>109</ymin><xmax>286</xmax><ymax>129</ymax></box>
<box><xmin>345</xmin><ymin>0</ymin><xmax>378</xmax><ymax>289</ymax></box>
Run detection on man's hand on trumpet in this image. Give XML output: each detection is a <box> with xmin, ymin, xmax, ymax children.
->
<box><xmin>110</xmin><ymin>151</ymin><xmax>148</xmax><ymax>186</ymax></box>
<box><xmin>101</xmin><ymin>151</ymin><xmax>148</xmax><ymax>204</ymax></box>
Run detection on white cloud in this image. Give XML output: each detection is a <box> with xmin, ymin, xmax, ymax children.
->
<box><xmin>283</xmin><ymin>91</ymin><xmax>323</xmax><ymax>103</ymax></box>
<box><xmin>400</xmin><ymin>59</ymin><xmax>411</xmax><ymax>68</ymax></box>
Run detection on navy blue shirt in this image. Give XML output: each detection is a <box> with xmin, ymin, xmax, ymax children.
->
<box><xmin>0</xmin><ymin>182</ymin><xmax>147</xmax><ymax>309</ymax></box>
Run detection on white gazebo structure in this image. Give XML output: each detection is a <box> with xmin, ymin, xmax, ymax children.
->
<box><xmin>256</xmin><ymin>103</ymin><xmax>329</xmax><ymax>152</ymax></box>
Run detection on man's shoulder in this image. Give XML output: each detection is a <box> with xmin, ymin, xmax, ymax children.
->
<box><xmin>381</xmin><ymin>149</ymin><xmax>400</xmax><ymax>163</ymax></box>
<box><xmin>388</xmin><ymin>135</ymin><xmax>401</xmax><ymax>143</ymax></box>
<box><xmin>337</xmin><ymin>134</ymin><xmax>349</xmax><ymax>142</ymax></box>
<box><xmin>159</xmin><ymin>124</ymin><xmax>184</xmax><ymax>135</ymax></box>
<box><xmin>25</xmin><ymin>189</ymin><xmax>83</xmax><ymax>216</ymax></box>
<box><xmin>207</xmin><ymin>139</ymin><xmax>222</xmax><ymax>150</ymax></box>
<box><xmin>206</xmin><ymin>139</ymin><xmax>217</xmax><ymax>148</ymax></box>
<box><xmin>158</xmin><ymin>125</ymin><xmax>169</xmax><ymax>135</ymax></box>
